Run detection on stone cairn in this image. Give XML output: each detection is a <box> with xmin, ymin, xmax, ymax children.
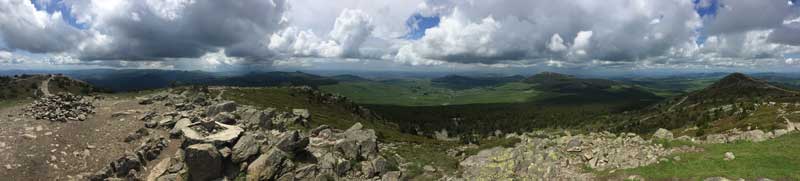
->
<box><xmin>24</xmin><ymin>93</ymin><xmax>95</xmax><ymax>122</ymax></box>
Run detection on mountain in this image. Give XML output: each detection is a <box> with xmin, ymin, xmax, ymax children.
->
<box><xmin>431</xmin><ymin>74</ymin><xmax>525</xmax><ymax>89</ymax></box>
<box><xmin>329</xmin><ymin>74</ymin><xmax>371</xmax><ymax>82</ymax></box>
<box><xmin>686</xmin><ymin>72</ymin><xmax>799</xmax><ymax>102</ymax></box>
<box><xmin>608</xmin><ymin>73</ymin><xmax>800</xmax><ymax>136</ymax></box>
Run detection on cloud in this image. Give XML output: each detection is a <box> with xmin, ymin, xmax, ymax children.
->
<box><xmin>69</xmin><ymin>0</ymin><xmax>289</xmax><ymax>61</ymax></box>
<box><xmin>547</xmin><ymin>34</ymin><xmax>567</xmax><ymax>52</ymax></box>
<box><xmin>0</xmin><ymin>0</ymin><xmax>87</xmax><ymax>53</ymax></box>
<box><xmin>702</xmin><ymin>0</ymin><xmax>791</xmax><ymax>35</ymax></box>
<box><xmin>394</xmin><ymin>0</ymin><xmax>702</xmax><ymax>65</ymax></box>
<box><xmin>269</xmin><ymin>9</ymin><xmax>374</xmax><ymax>58</ymax></box>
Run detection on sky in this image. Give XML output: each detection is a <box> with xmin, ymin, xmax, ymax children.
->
<box><xmin>1</xmin><ymin>0</ymin><xmax>800</xmax><ymax>74</ymax></box>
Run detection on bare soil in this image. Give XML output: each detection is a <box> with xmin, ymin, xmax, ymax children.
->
<box><xmin>0</xmin><ymin>93</ymin><xmax>179</xmax><ymax>180</ymax></box>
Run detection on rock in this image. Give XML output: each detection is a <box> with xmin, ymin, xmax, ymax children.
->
<box><xmin>346</xmin><ymin>122</ymin><xmax>363</xmax><ymax>132</ymax></box>
<box><xmin>22</xmin><ymin>134</ymin><xmax>37</xmax><ymax>139</ymax></box>
<box><xmin>705</xmin><ymin>177</ymin><xmax>732</xmax><ymax>181</ymax></box>
<box><xmin>706</xmin><ymin>134</ymin><xmax>727</xmax><ymax>143</ymax></box>
<box><xmin>773</xmin><ymin>129</ymin><xmax>790</xmax><ymax>138</ymax></box>
<box><xmin>170</xmin><ymin>118</ymin><xmax>192</xmax><ymax>138</ymax></box>
<box><xmin>276</xmin><ymin>131</ymin><xmax>309</xmax><ymax>154</ymax></box>
<box><xmin>653</xmin><ymin>128</ymin><xmax>673</xmax><ymax>140</ymax></box>
<box><xmin>566</xmin><ymin>139</ymin><xmax>582</xmax><ymax>152</ymax></box>
<box><xmin>423</xmin><ymin>165</ymin><xmax>436</xmax><ymax>172</ymax></box>
<box><xmin>724</xmin><ymin>152</ymin><xmax>735</xmax><ymax>161</ymax></box>
<box><xmin>232</xmin><ymin>133</ymin><xmax>261</xmax><ymax>163</ymax></box>
<box><xmin>336</xmin><ymin>123</ymin><xmax>378</xmax><ymax>160</ymax></box>
<box><xmin>158</xmin><ymin>118</ymin><xmax>176</xmax><ymax>128</ymax></box>
<box><xmin>206</xmin><ymin>101</ymin><xmax>238</xmax><ymax>117</ymax></box>
<box><xmin>185</xmin><ymin>144</ymin><xmax>222</xmax><ymax>181</ymax></box>
<box><xmin>310</xmin><ymin>125</ymin><xmax>331</xmax><ymax>137</ymax></box>
<box><xmin>124</xmin><ymin>128</ymin><xmax>149</xmax><ymax>142</ymax></box>
<box><xmin>247</xmin><ymin>149</ymin><xmax>289</xmax><ymax>181</ymax></box>
<box><xmin>219</xmin><ymin>147</ymin><xmax>232</xmax><ymax>158</ymax></box>
<box><xmin>145</xmin><ymin>158</ymin><xmax>171</xmax><ymax>181</ymax></box>
<box><xmin>381</xmin><ymin>171</ymin><xmax>402</xmax><ymax>181</ymax></box>
<box><xmin>156</xmin><ymin>174</ymin><xmax>178</xmax><ymax>181</ymax></box>
<box><xmin>293</xmin><ymin>165</ymin><xmax>319</xmax><ymax>180</ymax></box>
<box><xmin>370</xmin><ymin>156</ymin><xmax>389</xmax><ymax>177</ymax></box>
<box><xmin>212</xmin><ymin>112</ymin><xmax>236</xmax><ymax>125</ymax></box>
<box><xmin>292</xmin><ymin>109</ymin><xmax>310</xmax><ymax>119</ymax></box>
<box><xmin>112</xmin><ymin>154</ymin><xmax>142</xmax><ymax>177</ymax></box>
<box><xmin>203</xmin><ymin>122</ymin><xmax>244</xmax><ymax>145</ymax></box>
<box><xmin>740</xmin><ymin>130</ymin><xmax>767</xmax><ymax>142</ymax></box>
<box><xmin>145</xmin><ymin>120</ymin><xmax>158</xmax><ymax>128</ymax></box>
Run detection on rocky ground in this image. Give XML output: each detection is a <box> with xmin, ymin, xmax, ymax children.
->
<box><xmin>1</xmin><ymin>83</ymin><xmax>799</xmax><ymax>180</ymax></box>
<box><xmin>0</xmin><ymin>92</ymin><xmax>177</xmax><ymax>180</ymax></box>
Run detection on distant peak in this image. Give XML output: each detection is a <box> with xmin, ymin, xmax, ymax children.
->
<box><xmin>714</xmin><ymin>73</ymin><xmax>760</xmax><ymax>86</ymax></box>
<box><xmin>530</xmin><ymin>72</ymin><xmax>574</xmax><ymax>79</ymax></box>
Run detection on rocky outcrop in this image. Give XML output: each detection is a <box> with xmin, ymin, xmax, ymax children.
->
<box><xmin>147</xmin><ymin>96</ymin><xmax>401</xmax><ymax>181</ymax></box>
<box><xmin>24</xmin><ymin>93</ymin><xmax>95</xmax><ymax>122</ymax></box>
<box><xmin>458</xmin><ymin>132</ymin><xmax>674</xmax><ymax>180</ymax></box>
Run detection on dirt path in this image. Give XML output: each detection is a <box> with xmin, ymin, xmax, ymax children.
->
<box><xmin>0</xmin><ymin>92</ymin><xmax>175</xmax><ymax>180</ymax></box>
<box><xmin>40</xmin><ymin>76</ymin><xmax>52</xmax><ymax>96</ymax></box>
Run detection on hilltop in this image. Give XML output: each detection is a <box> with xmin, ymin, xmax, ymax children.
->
<box><xmin>0</xmin><ymin>74</ymin><xmax>94</xmax><ymax>100</ymax></box>
<box><xmin>606</xmin><ymin>73</ymin><xmax>800</xmax><ymax>136</ymax></box>
<box><xmin>687</xmin><ymin>72</ymin><xmax>799</xmax><ymax>102</ymax></box>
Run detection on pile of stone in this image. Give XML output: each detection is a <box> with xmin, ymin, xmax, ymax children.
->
<box><xmin>458</xmin><ymin>131</ymin><xmax>675</xmax><ymax>180</ymax></box>
<box><xmin>24</xmin><ymin>93</ymin><xmax>95</xmax><ymax>122</ymax></box>
<box><xmin>149</xmin><ymin>99</ymin><xmax>402</xmax><ymax>180</ymax></box>
<box><xmin>86</xmin><ymin>137</ymin><xmax>169</xmax><ymax>180</ymax></box>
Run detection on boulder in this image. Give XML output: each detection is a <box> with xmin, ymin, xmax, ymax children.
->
<box><xmin>247</xmin><ymin>149</ymin><xmax>289</xmax><ymax>181</ymax></box>
<box><xmin>212</xmin><ymin>112</ymin><xmax>236</xmax><ymax>125</ymax></box>
<box><xmin>206</xmin><ymin>101</ymin><xmax>238</xmax><ymax>117</ymax></box>
<box><xmin>170</xmin><ymin>118</ymin><xmax>192</xmax><ymax>138</ymax></box>
<box><xmin>724</xmin><ymin>152</ymin><xmax>735</xmax><ymax>161</ymax></box>
<box><xmin>335</xmin><ymin>123</ymin><xmax>378</xmax><ymax>160</ymax></box>
<box><xmin>204</xmin><ymin>122</ymin><xmax>244</xmax><ymax>145</ymax></box>
<box><xmin>276</xmin><ymin>131</ymin><xmax>310</xmax><ymax>154</ymax></box>
<box><xmin>185</xmin><ymin>144</ymin><xmax>222</xmax><ymax>181</ymax></box>
<box><xmin>653</xmin><ymin>128</ymin><xmax>673</xmax><ymax>140</ymax></box>
<box><xmin>232</xmin><ymin>133</ymin><xmax>260</xmax><ymax>163</ymax></box>
<box><xmin>292</xmin><ymin>109</ymin><xmax>311</xmax><ymax>119</ymax></box>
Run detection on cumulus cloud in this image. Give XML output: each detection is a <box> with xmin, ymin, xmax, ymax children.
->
<box><xmin>394</xmin><ymin>0</ymin><xmax>702</xmax><ymax>65</ymax></box>
<box><xmin>2</xmin><ymin>0</ymin><xmax>800</xmax><ymax>71</ymax></box>
<box><xmin>269</xmin><ymin>9</ymin><xmax>374</xmax><ymax>58</ymax></box>
<box><xmin>0</xmin><ymin>0</ymin><xmax>87</xmax><ymax>53</ymax></box>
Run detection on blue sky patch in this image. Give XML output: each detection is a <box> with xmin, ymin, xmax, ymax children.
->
<box><xmin>404</xmin><ymin>13</ymin><xmax>440</xmax><ymax>40</ymax></box>
<box><xmin>693</xmin><ymin>0</ymin><xmax>721</xmax><ymax>45</ymax></box>
<box><xmin>31</xmin><ymin>0</ymin><xmax>88</xmax><ymax>29</ymax></box>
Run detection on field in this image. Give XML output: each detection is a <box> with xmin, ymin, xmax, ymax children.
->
<box><xmin>614</xmin><ymin>133</ymin><xmax>800</xmax><ymax>180</ymax></box>
<box><xmin>320</xmin><ymin>80</ymin><xmax>543</xmax><ymax>106</ymax></box>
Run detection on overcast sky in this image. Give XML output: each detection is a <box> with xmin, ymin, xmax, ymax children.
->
<box><xmin>1</xmin><ymin>0</ymin><xmax>800</xmax><ymax>73</ymax></box>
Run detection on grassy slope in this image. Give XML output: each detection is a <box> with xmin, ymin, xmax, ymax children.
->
<box><xmin>320</xmin><ymin>80</ymin><xmax>542</xmax><ymax>106</ymax></box>
<box><xmin>617</xmin><ymin>133</ymin><xmax>800</xmax><ymax>180</ymax></box>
